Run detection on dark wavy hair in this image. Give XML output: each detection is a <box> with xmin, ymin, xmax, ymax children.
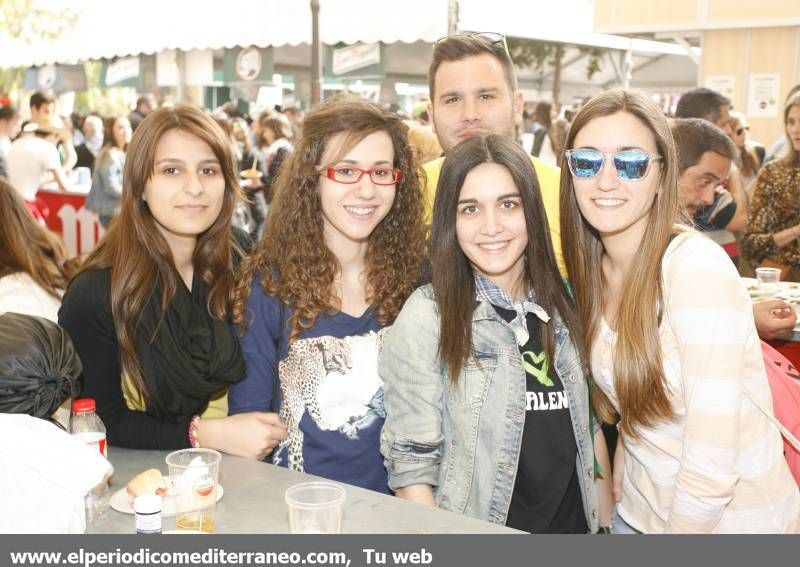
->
<box><xmin>74</xmin><ymin>104</ymin><xmax>243</xmax><ymax>397</ymax></box>
<box><xmin>233</xmin><ymin>94</ymin><xmax>425</xmax><ymax>342</ymax></box>
<box><xmin>432</xmin><ymin>134</ymin><xmax>584</xmax><ymax>382</ymax></box>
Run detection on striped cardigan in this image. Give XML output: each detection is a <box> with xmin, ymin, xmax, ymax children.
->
<box><xmin>592</xmin><ymin>231</ymin><xmax>800</xmax><ymax>533</ymax></box>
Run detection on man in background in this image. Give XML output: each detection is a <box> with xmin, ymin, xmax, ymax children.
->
<box><xmin>675</xmin><ymin>87</ymin><xmax>748</xmax><ymax>266</ymax></box>
<box><xmin>0</xmin><ymin>103</ymin><xmax>21</xmax><ymax>179</ymax></box>
<box><xmin>128</xmin><ymin>94</ymin><xmax>155</xmax><ymax>131</ymax></box>
<box><xmin>672</xmin><ymin>118</ymin><xmax>795</xmax><ymax>339</ymax></box>
<box><xmin>422</xmin><ymin>32</ymin><xmax>565</xmax><ymax>274</ymax></box>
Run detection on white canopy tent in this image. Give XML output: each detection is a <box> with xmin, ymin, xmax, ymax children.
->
<box><xmin>0</xmin><ymin>0</ymin><xmax>445</xmax><ymax>68</ymax></box>
<box><xmin>0</xmin><ymin>0</ymin><xmax>699</xmax><ymax>99</ymax></box>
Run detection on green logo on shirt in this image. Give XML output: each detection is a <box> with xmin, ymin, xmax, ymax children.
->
<box><xmin>522</xmin><ymin>350</ymin><xmax>553</xmax><ymax>387</ymax></box>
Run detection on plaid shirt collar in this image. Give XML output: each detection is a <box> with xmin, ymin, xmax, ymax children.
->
<box><xmin>474</xmin><ymin>274</ymin><xmax>550</xmax><ymax>346</ymax></box>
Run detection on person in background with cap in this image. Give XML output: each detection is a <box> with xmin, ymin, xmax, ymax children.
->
<box><xmin>6</xmin><ymin>115</ymin><xmax>71</xmax><ymax>221</ymax></box>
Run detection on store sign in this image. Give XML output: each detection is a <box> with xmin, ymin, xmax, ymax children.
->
<box><xmin>332</xmin><ymin>42</ymin><xmax>381</xmax><ymax>75</ymax></box>
<box><xmin>223</xmin><ymin>47</ymin><xmax>274</xmax><ymax>83</ymax></box>
<box><xmin>37</xmin><ymin>65</ymin><xmax>57</xmax><ymax>89</ymax></box>
<box><xmin>236</xmin><ymin>47</ymin><xmax>262</xmax><ymax>81</ymax></box>
<box><xmin>23</xmin><ymin>64</ymin><xmax>87</xmax><ymax>93</ymax></box>
<box><xmin>100</xmin><ymin>55</ymin><xmax>156</xmax><ymax>90</ymax></box>
<box><xmin>105</xmin><ymin>57</ymin><xmax>140</xmax><ymax>86</ymax></box>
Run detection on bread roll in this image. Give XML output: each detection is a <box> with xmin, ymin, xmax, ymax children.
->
<box><xmin>126</xmin><ymin>468</ymin><xmax>167</xmax><ymax>497</ymax></box>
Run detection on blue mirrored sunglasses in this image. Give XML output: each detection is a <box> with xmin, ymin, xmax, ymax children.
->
<box><xmin>565</xmin><ymin>149</ymin><xmax>662</xmax><ymax>181</ymax></box>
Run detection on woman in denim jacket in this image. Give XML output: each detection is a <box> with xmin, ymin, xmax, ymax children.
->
<box><xmin>380</xmin><ymin>135</ymin><xmax>611</xmax><ymax>533</ymax></box>
<box><xmin>85</xmin><ymin>116</ymin><xmax>131</xmax><ymax>228</ymax></box>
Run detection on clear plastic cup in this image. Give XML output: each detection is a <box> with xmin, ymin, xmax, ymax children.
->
<box><xmin>756</xmin><ymin>267</ymin><xmax>781</xmax><ymax>291</ymax></box>
<box><xmin>165</xmin><ymin>448</ymin><xmax>221</xmax><ymax>533</ymax></box>
<box><xmin>285</xmin><ymin>482</ymin><xmax>346</xmax><ymax>533</ymax></box>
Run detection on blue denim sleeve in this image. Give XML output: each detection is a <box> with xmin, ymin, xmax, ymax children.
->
<box><xmin>99</xmin><ymin>154</ymin><xmax>124</xmax><ymax>197</ymax></box>
<box><xmin>228</xmin><ymin>275</ymin><xmax>282</xmax><ymax>415</ymax></box>
<box><xmin>379</xmin><ymin>286</ymin><xmax>445</xmax><ymax>491</ymax></box>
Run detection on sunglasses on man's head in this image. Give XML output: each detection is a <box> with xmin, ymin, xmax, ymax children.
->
<box><xmin>565</xmin><ymin>149</ymin><xmax>662</xmax><ymax>181</ymax></box>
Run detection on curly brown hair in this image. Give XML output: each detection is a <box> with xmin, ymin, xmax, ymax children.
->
<box><xmin>233</xmin><ymin>94</ymin><xmax>425</xmax><ymax>342</ymax></box>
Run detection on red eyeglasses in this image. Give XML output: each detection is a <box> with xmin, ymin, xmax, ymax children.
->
<box><xmin>321</xmin><ymin>166</ymin><xmax>402</xmax><ymax>185</ymax></box>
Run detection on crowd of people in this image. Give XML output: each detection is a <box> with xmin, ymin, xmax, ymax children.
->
<box><xmin>1</xmin><ymin>31</ymin><xmax>800</xmax><ymax>534</ymax></box>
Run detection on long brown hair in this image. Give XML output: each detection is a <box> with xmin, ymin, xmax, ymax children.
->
<box><xmin>780</xmin><ymin>93</ymin><xmax>800</xmax><ymax>167</ymax></box>
<box><xmin>74</xmin><ymin>104</ymin><xmax>243</xmax><ymax>397</ymax></box>
<box><xmin>560</xmin><ymin>89</ymin><xmax>680</xmax><ymax>436</ymax></box>
<box><xmin>0</xmin><ymin>178</ymin><xmax>72</xmax><ymax>298</ymax></box>
<box><xmin>432</xmin><ymin>134</ymin><xmax>584</xmax><ymax>382</ymax></box>
<box><xmin>233</xmin><ymin>94</ymin><xmax>425</xmax><ymax>342</ymax></box>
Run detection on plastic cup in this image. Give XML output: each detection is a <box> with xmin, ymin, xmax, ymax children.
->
<box><xmin>756</xmin><ymin>267</ymin><xmax>781</xmax><ymax>291</ymax></box>
<box><xmin>165</xmin><ymin>448</ymin><xmax>221</xmax><ymax>533</ymax></box>
<box><xmin>285</xmin><ymin>482</ymin><xmax>346</xmax><ymax>533</ymax></box>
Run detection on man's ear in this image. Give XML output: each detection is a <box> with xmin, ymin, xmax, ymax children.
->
<box><xmin>513</xmin><ymin>91</ymin><xmax>524</xmax><ymax>118</ymax></box>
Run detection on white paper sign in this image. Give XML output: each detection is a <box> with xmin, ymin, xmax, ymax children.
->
<box><xmin>156</xmin><ymin>50</ymin><xmax>179</xmax><ymax>87</ymax></box>
<box><xmin>185</xmin><ymin>50</ymin><xmax>213</xmax><ymax>86</ymax></box>
<box><xmin>748</xmin><ymin>74</ymin><xmax>780</xmax><ymax>118</ymax></box>
<box><xmin>706</xmin><ymin>75</ymin><xmax>735</xmax><ymax>101</ymax></box>
<box><xmin>256</xmin><ymin>85</ymin><xmax>283</xmax><ymax>108</ymax></box>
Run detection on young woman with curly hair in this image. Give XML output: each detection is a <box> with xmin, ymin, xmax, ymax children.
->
<box><xmin>229</xmin><ymin>94</ymin><xmax>425</xmax><ymax>493</ymax></box>
<box><xmin>59</xmin><ymin>105</ymin><xmax>286</xmax><ymax>457</ymax></box>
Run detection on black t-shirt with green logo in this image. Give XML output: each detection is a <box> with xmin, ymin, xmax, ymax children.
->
<box><xmin>493</xmin><ymin>306</ymin><xmax>587</xmax><ymax>534</ymax></box>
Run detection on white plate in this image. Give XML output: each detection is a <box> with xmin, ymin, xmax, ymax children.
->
<box><xmin>110</xmin><ymin>484</ymin><xmax>224</xmax><ymax>516</ymax></box>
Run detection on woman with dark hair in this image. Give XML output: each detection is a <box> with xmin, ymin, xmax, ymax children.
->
<box><xmin>59</xmin><ymin>105</ymin><xmax>285</xmax><ymax>457</ymax></box>
<box><xmin>380</xmin><ymin>134</ymin><xmax>610</xmax><ymax>532</ymax></box>
<box><xmin>85</xmin><ymin>115</ymin><xmax>132</xmax><ymax>228</ymax></box>
<box><xmin>560</xmin><ymin>88</ymin><xmax>798</xmax><ymax>533</ymax></box>
<box><xmin>229</xmin><ymin>94</ymin><xmax>425</xmax><ymax>493</ymax></box>
<box><xmin>0</xmin><ymin>178</ymin><xmax>73</xmax><ymax>321</ymax></box>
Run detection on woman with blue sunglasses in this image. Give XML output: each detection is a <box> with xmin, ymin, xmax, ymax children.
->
<box><xmin>560</xmin><ymin>89</ymin><xmax>800</xmax><ymax>533</ymax></box>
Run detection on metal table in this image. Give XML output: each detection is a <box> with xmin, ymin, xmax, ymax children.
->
<box><xmin>89</xmin><ymin>448</ymin><xmax>519</xmax><ymax>534</ymax></box>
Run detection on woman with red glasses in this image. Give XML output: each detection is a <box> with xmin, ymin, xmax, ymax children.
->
<box><xmin>229</xmin><ymin>94</ymin><xmax>425</xmax><ymax>493</ymax></box>
<box><xmin>560</xmin><ymin>89</ymin><xmax>799</xmax><ymax>533</ymax></box>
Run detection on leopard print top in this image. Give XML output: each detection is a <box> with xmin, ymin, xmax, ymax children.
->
<box><xmin>741</xmin><ymin>159</ymin><xmax>800</xmax><ymax>268</ymax></box>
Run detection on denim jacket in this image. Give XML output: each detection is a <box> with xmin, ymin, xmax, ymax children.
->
<box><xmin>85</xmin><ymin>149</ymin><xmax>124</xmax><ymax>217</ymax></box>
<box><xmin>380</xmin><ymin>285</ymin><xmax>598</xmax><ymax>532</ymax></box>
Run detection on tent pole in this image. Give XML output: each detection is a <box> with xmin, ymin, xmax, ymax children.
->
<box><xmin>311</xmin><ymin>0</ymin><xmax>323</xmax><ymax>105</ymax></box>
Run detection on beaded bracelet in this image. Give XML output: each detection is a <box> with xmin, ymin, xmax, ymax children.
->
<box><xmin>189</xmin><ymin>415</ymin><xmax>200</xmax><ymax>448</ymax></box>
